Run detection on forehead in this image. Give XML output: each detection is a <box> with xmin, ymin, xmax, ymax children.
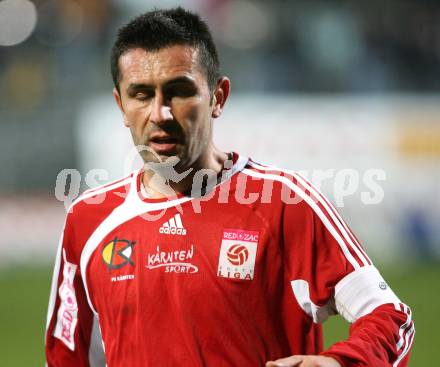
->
<box><xmin>118</xmin><ymin>45</ymin><xmax>205</xmax><ymax>86</ymax></box>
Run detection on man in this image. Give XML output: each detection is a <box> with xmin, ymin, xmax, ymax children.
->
<box><xmin>45</xmin><ymin>7</ymin><xmax>414</xmax><ymax>367</ymax></box>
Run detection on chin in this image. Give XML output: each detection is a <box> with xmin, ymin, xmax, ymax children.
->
<box><xmin>139</xmin><ymin>145</ymin><xmax>176</xmax><ymax>162</ymax></box>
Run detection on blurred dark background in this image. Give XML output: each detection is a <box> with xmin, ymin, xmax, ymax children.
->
<box><xmin>1</xmin><ymin>0</ymin><xmax>440</xmax><ymax>190</ymax></box>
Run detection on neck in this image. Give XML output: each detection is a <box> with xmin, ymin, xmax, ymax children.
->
<box><xmin>141</xmin><ymin>148</ymin><xmax>230</xmax><ymax>199</ymax></box>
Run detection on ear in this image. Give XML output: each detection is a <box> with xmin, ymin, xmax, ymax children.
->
<box><xmin>113</xmin><ymin>87</ymin><xmax>130</xmax><ymax>127</ymax></box>
<box><xmin>211</xmin><ymin>77</ymin><xmax>230</xmax><ymax>119</ymax></box>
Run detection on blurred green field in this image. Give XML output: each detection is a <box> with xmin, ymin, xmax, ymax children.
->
<box><xmin>0</xmin><ymin>262</ymin><xmax>437</xmax><ymax>366</ymax></box>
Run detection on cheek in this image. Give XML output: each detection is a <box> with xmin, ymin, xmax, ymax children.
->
<box><xmin>122</xmin><ymin>107</ymin><xmax>150</xmax><ymax>141</ymax></box>
<box><xmin>125</xmin><ymin>103</ymin><xmax>149</xmax><ymax>121</ymax></box>
<box><xmin>125</xmin><ymin>107</ymin><xmax>152</xmax><ymax>137</ymax></box>
<box><xmin>176</xmin><ymin>100</ymin><xmax>211</xmax><ymax>135</ymax></box>
<box><xmin>188</xmin><ymin>102</ymin><xmax>205</xmax><ymax>122</ymax></box>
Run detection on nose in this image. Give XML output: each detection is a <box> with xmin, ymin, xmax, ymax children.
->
<box><xmin>149</xmin><ymin>94</ymin><xmax>173</xmax><ymax>126</ymax></box>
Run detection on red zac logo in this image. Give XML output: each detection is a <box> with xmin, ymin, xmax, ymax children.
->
<box><xmin>58</xmin><ymin>282</ymin><xmax>77</xmax><ymax>311</ymax></box>
<box><xmin>226</xmin><ymin>244</ymin><xmax>249</xmax><ymax>266</ymax></box>
<box><xmin>102</xmin><ymin>237</ymin><xmax>135</xmax><ymax>270</ymax></box>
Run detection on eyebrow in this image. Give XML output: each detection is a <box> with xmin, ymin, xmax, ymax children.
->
<box><xmin>126</xmin><ymin>76</ymin><xmax>197</xmax><ymax>94</ymax></box>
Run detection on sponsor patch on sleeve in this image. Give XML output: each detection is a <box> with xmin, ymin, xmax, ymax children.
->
<box><xmin>53</xmin><ymin>249</ymin><xmax>78</xmax><ymax>351</ymax></box>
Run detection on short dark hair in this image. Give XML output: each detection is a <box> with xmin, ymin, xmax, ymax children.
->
<box><xmin>111</xmin><ymin>7</ymin><xmax>220</xmax><ymax>92</ymax></box>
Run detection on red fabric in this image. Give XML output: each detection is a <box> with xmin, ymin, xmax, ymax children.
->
<box><xmin>321</xmin><ymin>304</ymin><xmax>414</xmax><ymax>367</ymax></box>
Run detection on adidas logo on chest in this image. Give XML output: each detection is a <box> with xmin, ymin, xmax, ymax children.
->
<box><xmin>159</xmin><ymin>213</ymin><xmax>187</xmax><ymax>236</ymax></box>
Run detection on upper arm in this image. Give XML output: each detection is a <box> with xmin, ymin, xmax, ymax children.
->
<box><xmin>281</xmin><ymin>173</ymin><xmax>414</xmax><ymax>365</ymax></box>
<box><xmin>45</xmin><ymin>214</ymin><xmax>105</xmax><ymax>367</ymax></box>
<box><xmin>282</xmin><ymin>173</ymin><xmax>401</xmax><ymax>323</ymax></box>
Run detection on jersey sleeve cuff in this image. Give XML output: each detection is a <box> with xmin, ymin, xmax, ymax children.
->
<box><xmin>334</xmin><ymin>265</ymin><xmax>400</xmax><ymax>323</ymax></box>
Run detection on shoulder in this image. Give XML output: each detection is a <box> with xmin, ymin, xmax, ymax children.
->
<box><xmin>241</xmin><ymin>158</ymin><xmax>332</xmax><ymax>216</ymax></box>
<box><xmin>242</xmin><ymin>158</ymin><xmax>313</xmax><ymax>195</ymax></box>
<box><xmin>61</xmin><ymin>171</ymin><xmax>138</xmax><ymax>258</ymax></box>
<box><xmin>67</xmin><ymin>171</ymin><xmax>136</xmax><ymax>219</ymax></box>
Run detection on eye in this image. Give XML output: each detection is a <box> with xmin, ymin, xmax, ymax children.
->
<box><xmin>134</xmin><ymin>91</ymin><xmax>153</xmax><ymax>101</ymax></box>
<box><xmin>166</xmin><ymin>83</ymin><xmax>197</xmax><ymax>99</ymax></box>
<box><xmin>127</xmin><ymin>87</ymin><xmax>154</xmax><ymax>101</ymax></box>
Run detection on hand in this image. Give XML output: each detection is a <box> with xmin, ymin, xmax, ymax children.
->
<box><xmin>266</xmin><ymin>355</ymin><xmax>341</xmax><ymax>367</ymax></box>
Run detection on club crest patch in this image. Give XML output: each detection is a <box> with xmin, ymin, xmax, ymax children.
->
<box><xmin>217</xmin><ymin>228</ymin><xmax>259</xmax><ymax>280</ymax></box>
<box><xmin>102</xmin><ymin>237</ymin><xmax>135</xmax><ymax>270</ymax></box>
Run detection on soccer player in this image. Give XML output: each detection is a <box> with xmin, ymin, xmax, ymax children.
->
<box><xmin>45</xmin><ymin>7</ymin><xmax>414</xmax><ymax>367</ymax></box>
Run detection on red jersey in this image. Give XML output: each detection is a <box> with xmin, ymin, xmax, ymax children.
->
<box><xmin>45</xmin><ymin>153</ymin><xmax>414</xmax><ymax>366</ymax></box>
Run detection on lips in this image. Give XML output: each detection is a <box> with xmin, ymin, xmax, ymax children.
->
<box><xmin>149</xmin><ymin>134</ymin><xmax>180</xmax><ymax>154</ymax></box>
<box><xmin>150</xmin><ymin>134</ymin><xmax>179</xmax><ymax>144</ymax></box>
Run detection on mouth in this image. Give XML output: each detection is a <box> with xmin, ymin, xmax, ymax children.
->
<box><xmin>149</xmin><ymin>134</ymin><xmax>181</xmax><ymax>154</ymax></box>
